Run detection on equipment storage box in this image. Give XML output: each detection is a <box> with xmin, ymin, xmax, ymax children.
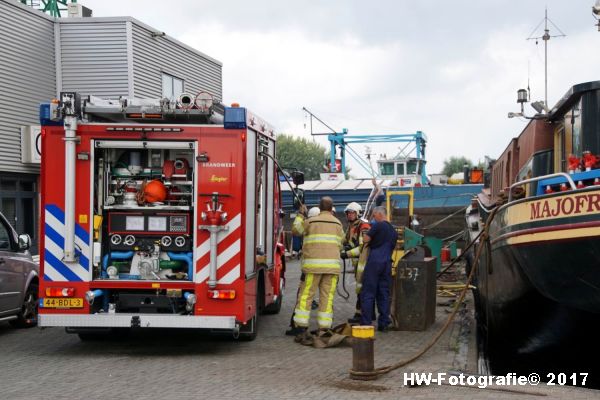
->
<box><xmin>393</xmin><ymin>256</ymin><xmax>436</xmax><ymax>331</ymax></box>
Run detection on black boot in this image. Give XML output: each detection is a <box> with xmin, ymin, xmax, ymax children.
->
<box><xmin>347</xmin><ymin>313</ymin><xmax>361</xmax><ymax>324</ymax></box>
<box><xmin>285</xmin><ymin>325</ymin><xmax>307</xmax><ymax>336</ymax></box>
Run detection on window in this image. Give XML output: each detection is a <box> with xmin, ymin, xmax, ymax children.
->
<box><xmin>571</xmin><ymin>100</ymin><xmax>582</xmax><ymax>157</ymax></box>
<box><xmin>555</xmin><ymin>125</ymin><xmax>566</xmax><ymax>172</ymax></box>
<box><xmin>162</xmin><ymin>73</ymin><xmax>184</xmax><ymax>99</ymax></box>
<box><xmin>379</xmin><ymin>162</ymin><xmax>395</xmax><ymax>176</ymax></box>
<box><xmin>0</xmin><ymin>221</ymin><xmax>11</xmax><ymax>250</ymax></box>
<box><xmin>407</xmin><ymin>160</ymin><xmax>418</xmax><ymax>174</ymax></box>
<box><xmin>396</xmin><ymin>163</ymin><xmax>406</xmax><ymax>176</ymax></box>
<box><xmin>0</xmin><ymin>174</ymin><xmax>37</xmax><ymax>253</ymax></box>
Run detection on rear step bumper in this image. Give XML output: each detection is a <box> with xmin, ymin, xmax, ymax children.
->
<box><xmin>40</xmin><ymin>313</ymin><xmax>236</xmax><ymax>329</ymax></box>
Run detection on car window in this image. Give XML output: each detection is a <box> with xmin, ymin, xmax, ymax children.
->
<box><xmin>0</xmin><ymin>221</ymin><xmax>12</xmax><ymax>250</ymax></box>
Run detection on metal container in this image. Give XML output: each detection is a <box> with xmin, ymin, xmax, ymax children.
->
<box><xmin>393</xmin><ymin>256</ymin><xmax>436</xmax><ymax>331</ymax></box>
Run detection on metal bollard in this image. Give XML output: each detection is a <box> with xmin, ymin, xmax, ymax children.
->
<box><xmin>350</xmin><ymin>325</ymin><xmax>376</xmax><ymax>380</ymax></box>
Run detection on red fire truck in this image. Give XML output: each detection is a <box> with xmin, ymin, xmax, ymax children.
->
<box><xmin>38</xmin><ymin>92</ymin><xmax>285</xmax><ymax>340</ymax></box>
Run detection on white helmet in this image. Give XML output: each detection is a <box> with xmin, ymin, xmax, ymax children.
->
<box><xmin>307</xmin><ymin>207</ymin><xmax>321</xmax><ymax>218</ymax></box>
<box><xmin>344</xmin><ymin>202</ymin><xmax>362</xmax><ymax>214</ymax></box>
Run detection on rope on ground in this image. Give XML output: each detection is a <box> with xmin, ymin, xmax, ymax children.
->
<box><xmin>348</xmin><ymin>206</ymin><xmax>499</xmax><ymax>379</ymax></box>
<box><xmin>437</xmin><ymin>284</ymin><xmax>476</xmax><ymax>297</ymax></box>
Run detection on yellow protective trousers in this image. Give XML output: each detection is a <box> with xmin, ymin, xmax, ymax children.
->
<box><xmin>293</xmin><ymin>273</ymin><xmax>339</xmax><ymax>329</ymax></box>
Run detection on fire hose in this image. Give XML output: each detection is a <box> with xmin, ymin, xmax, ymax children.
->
<box><xmin>259</xmin><ymin>152</ymin><xmax>305</xmax><ymax>210</ymax></box>
<box><xmin>337</xmin><ymin>258</ymin><xmax>350</xmax><ymax>301</ymax></box>
<box><xmin>348</xmin><ymin>206</ymin><xmax>499</xmax><ymax>379</ymax></box>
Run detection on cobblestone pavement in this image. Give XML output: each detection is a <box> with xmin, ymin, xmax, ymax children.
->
<box><xmin>0</xmin><ymin>260</ymin><xmax>598</xmax><ymax>400</ymax></box>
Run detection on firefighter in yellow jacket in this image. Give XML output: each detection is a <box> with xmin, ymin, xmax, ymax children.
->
<box><xmin>340</xmin><ymin>202</ymin><xmax>371</xmax><ymax>323</ymax></box>
<box><xmin>291</xmin><ymin>196</ymin><xmax>344</xmax><ymax>332</ymax></box>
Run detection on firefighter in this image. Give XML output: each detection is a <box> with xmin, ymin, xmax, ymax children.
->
<box><xmin>285</xmin><ymin>206</ymin><xmax>322</xmax><ymax>336</ymax></box>
<box><xmin>290</xmin><ymin>196</ymin><xmax>344</xmax><ymax>334</ymax></box>
<box><xmin>360</xmin><ymin>206</ymin><xmax>398</xmax><ymax>331</ymax></box>
<box><xmin>291</xmin><ymin>207</ymin><xmax>318</xmax><ymax>259</ymax></box>
<box><xmin>340</xmin><ymin>202</ymin><xmax>370</xmax><ymax>323</ymax></box>
<box><xmin>307</xmin><ymin>206</ymin><xmax>321</xmax><ymax>218</ymax></box>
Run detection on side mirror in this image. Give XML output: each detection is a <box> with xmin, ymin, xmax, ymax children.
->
<box><xmin>291</xmin><ymin>170</ymin><xmax>305</xmax><ymax>186</ymax></box>
<box><xmin>18</xmin><ymin>234</ymin><xmax>31</xmax><ymax>251</ymax></box>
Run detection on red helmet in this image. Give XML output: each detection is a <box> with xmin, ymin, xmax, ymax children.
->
<box><xmin>144</xmin><ymin>180</ymin><xmax>167</xmax><ymax>203</ymax></box>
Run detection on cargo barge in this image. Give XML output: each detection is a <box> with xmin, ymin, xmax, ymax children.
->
<box><xmin>466</xmin><ymin>81</ymin><xmax>600</xmax><ymax>382</ymax></box>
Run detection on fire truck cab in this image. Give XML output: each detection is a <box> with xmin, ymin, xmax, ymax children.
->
<box><xmin>38</xmin><ymin>92</ymin><xmax>285</xmax><ymax>340</ymax></box>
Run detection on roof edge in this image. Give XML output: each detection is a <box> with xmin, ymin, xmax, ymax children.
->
<box><xmin>2</xmin><ymin>0</ymin><xmax>55</xmax><ymax>22</ymax></box>
<box><xmin>549</xmin><ymin>80</ymin><xmax>600</xmax><ymax>120</ymax></box>
<box><xmin>59</xmin><ymin>16</ymin><xmax>223</xmax><ymax>67</ymax></box>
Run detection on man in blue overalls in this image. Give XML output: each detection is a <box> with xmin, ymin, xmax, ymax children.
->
<box><xmin>360</xmin><ymin>206</ymin><xmax>398</xmax><ymax>331</ymax></box>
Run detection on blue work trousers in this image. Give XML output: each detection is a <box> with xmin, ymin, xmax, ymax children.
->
<box><xmin>359</xmin><ymin>260</ymin><xmax>392</xmax><ymax>328</ymax></box>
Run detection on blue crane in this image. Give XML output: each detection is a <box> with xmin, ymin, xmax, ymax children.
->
<box><xmin>302</xmin><ymin>107</ymin><xmax>427</xmax><ymax>184</ymax></box>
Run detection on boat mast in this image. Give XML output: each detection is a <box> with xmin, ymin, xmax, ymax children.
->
<box><xmin>527</xmin><ymin>8</ymin><xmax>566</xmax><ymax>108</ymax></box>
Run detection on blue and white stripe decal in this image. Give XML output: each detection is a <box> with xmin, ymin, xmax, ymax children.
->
<box><xmin>43</xmin><ymin>204</ymin><xmax>90</xmax><ymax>282</ymax></box>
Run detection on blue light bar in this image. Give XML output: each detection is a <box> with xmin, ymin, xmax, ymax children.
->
<box><xmin>224</xmin><ymin>107</ymin><xmax>247</xmax><ymax>129</ymax></box>
<box><xmin>39</xmin><ymin>103</ymin><xmax>62</xmax><ymax>126</ymax></box>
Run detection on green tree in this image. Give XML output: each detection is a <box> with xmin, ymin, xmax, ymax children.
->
<box><xmin>276</xmin><ymin>135</ymin><xmax>327</xmax><ymax>180</ymax></box>
<box><xmin>442</xmin><ymin>156</ymin><xmax>473</xmax><ymax>176</ymax></box>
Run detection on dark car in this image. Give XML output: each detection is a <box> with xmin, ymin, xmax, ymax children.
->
<box><xmin>0</xmin><ymin>211</ymin><xmax>38</xmax><ymax>327</ymax></box>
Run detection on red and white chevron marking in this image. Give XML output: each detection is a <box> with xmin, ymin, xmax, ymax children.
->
<box><xmin>195</xmin><ymin>214</ymin><xmax>242</xmax><ymax>284</ymax></box>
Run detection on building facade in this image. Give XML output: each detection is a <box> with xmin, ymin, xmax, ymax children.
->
<box><xmin>0</xmin><ymin>0</ymin><xmax>223</xmax><ymax>252</ymax></box>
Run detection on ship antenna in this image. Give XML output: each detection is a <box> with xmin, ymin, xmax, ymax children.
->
<box><xmin>527</xmin><ymin>60</ymin><xmax>531</xmax><ymax>101</ymax></box>
<box><xmin>527</xmin><ymin>7</ymin><xmax>566</xmax><ymax>109</ymax></box>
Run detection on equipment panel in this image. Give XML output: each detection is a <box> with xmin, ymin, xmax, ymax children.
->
<box><xmin>93</xmin><ymin>142</ymin><xmax>196</xmax><ymax>281</ymax></box>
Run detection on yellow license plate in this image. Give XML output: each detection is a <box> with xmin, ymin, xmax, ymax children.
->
<box><xmin>43</xmin><ymin>298</ymin><xmax>84</xmax><ymax>308</ymax></box>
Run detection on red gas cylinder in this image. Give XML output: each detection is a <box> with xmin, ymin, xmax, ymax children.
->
<box><xmin>441</xmin><ymin>247</ymin><xmax>451</xmax><ymax>262</ymax></box>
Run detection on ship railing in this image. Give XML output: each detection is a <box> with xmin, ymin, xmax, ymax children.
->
<box><xmin>509</xmin><ymin>173</ymin><xmax>576</xmax><ymax>202</ymax></box>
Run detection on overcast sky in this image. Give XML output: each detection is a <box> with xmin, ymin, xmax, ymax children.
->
<box><xmin>82</xmin><ymin>0</ymin><xmax>600</xmax><ymax>176</ymax></box>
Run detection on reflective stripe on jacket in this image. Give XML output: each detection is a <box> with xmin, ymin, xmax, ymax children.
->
<box><xmin>344</xmin><ymin>219</ymin><xmax>370</xmax><ymax>263</ymax></box>
<box><xmin>293</xmin><ymin>212</ymin><xmax>344</xmax><ymax>275</ymax></box>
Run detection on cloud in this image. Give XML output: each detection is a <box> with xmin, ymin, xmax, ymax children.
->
<box><xmin>80</xmin><ymin>0</ymin><xmax>600</xmax><ymax>176</ymax></box>
<box><xmin>179</xmin><ymin>22</ymin><xmax>407</xmax><ymax>125</ymax></box>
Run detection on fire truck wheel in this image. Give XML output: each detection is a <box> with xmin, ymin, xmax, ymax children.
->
<box><xmin>77</xmin><ymin>332</ymin><xmax>104</xmax><ymax>341</ymax></box>
<box><xmin>76</xmin><ymin>328</ymin><xmax>129</xmax><ymax>341</ymax></box>
<box><xmin>10</xmin><ymin>282</ymin><xmax>38</xmax><ymax>328</ymax></box>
